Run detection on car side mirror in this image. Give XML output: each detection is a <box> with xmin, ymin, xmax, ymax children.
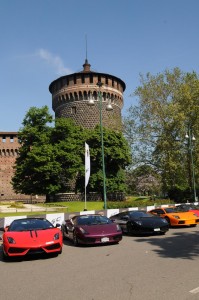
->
<box><xmin>4</xmin><ymin>226</ymin><xmax>9</xmax><ymax>232</ymax></box>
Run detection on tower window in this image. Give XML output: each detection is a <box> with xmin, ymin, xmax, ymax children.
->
<box><xmin>71</xmin><ymin>106</ymin><xmax>76</xmax><ymax>114</ymax></box>
<box><xmin>90</xmin><ymin>74</ymin><xmax>93</xmax><ymax>84</ymax></box>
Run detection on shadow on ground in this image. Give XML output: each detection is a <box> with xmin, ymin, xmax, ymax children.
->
<box><xmin>133</xmin><ymin>227</ymin><xmax>199</xmax><ymax>260</ymax></box>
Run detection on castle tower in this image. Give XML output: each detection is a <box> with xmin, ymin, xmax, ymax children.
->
<box><xmin>49</xmin><ymin>59</ymin><xmax>126</xmax><ymax>130</ymax></box>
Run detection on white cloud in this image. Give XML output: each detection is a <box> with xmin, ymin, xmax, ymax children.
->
<box><xmin>36</xmin><ymin>49</ymin><xmax>72</xmax><ymax>75</ymax></box>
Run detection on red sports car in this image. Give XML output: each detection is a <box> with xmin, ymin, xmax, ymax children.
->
<box><xmin>177</xmin><ymin>204</ymin><xmax>199</xmax><ymax>217</ymax></box>
<box><xmin>62</xmin><ymin>214</ymin><xmax>122</xmax><ymax>246</ymax></box>
<box><xmin>2</xmin><ymin>218</ymin><xmax>63</xmax><ymax>259</ymax></box>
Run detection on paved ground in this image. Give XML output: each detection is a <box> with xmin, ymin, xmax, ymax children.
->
<box><xmin>0</xmin><ymin>204</ymin><xmax>63</xmax><ymax>213</ymax></box>
<box><xmin>1</xmin><ymin>226</ymin><xmax>199</xmax><ymax>300</ymax></box>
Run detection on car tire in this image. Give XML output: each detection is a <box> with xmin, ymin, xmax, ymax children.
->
<box><xmin>2</xmin><ymin>250</ymin><xmax>9</xmax><ymax>261</ymax></box>
<box><xmin>159</xmin><ymin>232</ymin><xmax>166</xmax><ymax>235</ymax></box>
<box><xmin>73</xmin><ymin>230</ymin><xmax>79</xmax><ymax>246</ymax></box>
<box><xmin>126</xmin><ymin>222</ymin><xmax>132</xmax><ymax>235</ymax></box>
<box><xmin>61</xmin><ymin>226</ymin><xmax>66</xmax><ymax>240</ymax></box>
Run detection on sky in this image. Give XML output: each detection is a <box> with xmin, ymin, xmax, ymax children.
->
<box><xmin>0</xmin><ymin>0</ymin><xmax>199</xmax><ymax>131</ymax></box>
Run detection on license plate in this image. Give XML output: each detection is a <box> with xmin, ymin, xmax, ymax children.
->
<box><xmin>101</xmin><ymin>237</ymin><xmax>109</xmax><ymax>242</ymax></box>
<box><xmin>154</xmin><ymin>228</ymin><xmax>160</xmax><ymax>231</ymax></box>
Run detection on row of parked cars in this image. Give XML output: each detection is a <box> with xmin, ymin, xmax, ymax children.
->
<box><xmin>1</xmin><ymin>203</ymin><xmax>199</xmax><ymax>260</ymax></box>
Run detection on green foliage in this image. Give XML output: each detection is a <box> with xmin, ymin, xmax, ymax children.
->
<box><xmin>12</xmin><ymin>106</ymin><xmax>62</xmax><ymax>196</ymax></box>
<box><xmin>124</xmin><ymin>68</ymin><xmax>199</xmax><ymax>199</ymax></box>
<box><xmin>107</xmin><ymin>198</ymin><xmax>173</xmax><ymax>209</ymax></box>
<box><xmin>12</xmin><ymin>106</ymin><xmax>131</xmax><ymax>199</ymax></box>
<box><xmin>84</xmin><ymin>125</ymin><xmax>132</xmax><ymax>195</ymax></box>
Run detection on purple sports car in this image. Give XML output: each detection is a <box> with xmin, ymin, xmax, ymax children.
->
<box><xmin>61</xmin><ymin>214</ymin><xmax>122</xmax><ymax>246</ymax></box>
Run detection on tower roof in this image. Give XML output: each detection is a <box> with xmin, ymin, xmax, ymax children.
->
<box><xmin>49</xmin><ymin>59</ymin><xmax>126</xmax><ymax>92</ymax></box>
<box><xmin>82</xmin><ymin>58</ymin><xmax>91</xmax><ymax>72</ymax></box>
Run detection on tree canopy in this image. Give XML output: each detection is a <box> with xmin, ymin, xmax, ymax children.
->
<box><xmin>124</xmin><ymin>68</ymin><xmax>199</xmax><ymax>200</ymax></box>
<box><xmin>12</xmin><ymin>106</ymin><xmax>131</xmax><ymax>199</ymax></box>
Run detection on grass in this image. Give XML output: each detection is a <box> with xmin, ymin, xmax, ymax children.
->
<box><xmin>0</xmin><ymin>201</ymin><xmax>104</xmax><ymax>218</ymax></box>
<box><xmin>0</xmin><ymin>197</ymin><xmax>172</xmax><ymax>218</ymax></box>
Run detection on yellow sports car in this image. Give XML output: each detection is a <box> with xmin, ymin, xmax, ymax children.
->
<box><xmin>149</xmin><ymin>207</ymin><xmax>199</xmax><ymax>227</ymax></box>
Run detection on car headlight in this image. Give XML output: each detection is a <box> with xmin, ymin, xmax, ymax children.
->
<box><xmin>162</xmin><ymin>219</ymin><xmax>169</xmax><ymax>224</ymax></box>
<box><xmin>134</xmin><ymin>220</ymin><xmax>142</xmax><ymax>226</ymax></box>
<box><xmin>79</xmin><ymin>227</ymin><xmax>88</xmax><ymax>234</ymax></box>
<box><xmin>173</xmin><ymin>215</ymin><xmax>180</xmax><ymax>219</ymax></box>
<box><xmin>116</xmin><ymin>224</ymin><xmax>121</xmax><ymax>231</ymax></box>
<box><xmin>7</xmin><ymin>237</ymin><xmax>16</xmax><ymax>244</ymax></box>
<box><xmin>54</xmin><ymin>233</ymin><xmax>60</xmax><ymax>240</ymax></box>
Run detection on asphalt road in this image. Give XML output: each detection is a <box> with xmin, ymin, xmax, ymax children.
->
<box><xmin>1</xmin><ymin>226</ymin><xmax>199</xmax><ymax>300</ymax></box>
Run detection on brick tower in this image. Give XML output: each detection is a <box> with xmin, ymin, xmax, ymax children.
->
<box><xmin>0</xmin><ymin>132</ymin><xmax>27</xmax><ymax>200</ymax></box>
<box><xmin>49</xmin><ymin>59</ymin><xmax>126</xmax><ymax>130</ymax></box>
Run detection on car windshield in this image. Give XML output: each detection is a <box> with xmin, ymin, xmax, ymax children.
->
<box><xmin>179</xmin><ymin>205</ymin><xmax>199</xmax><ymax>211</ymax></box>
<box><xmin>77</xmin><ymin>215</ymin><xmax>112</xmax><ymax>225</ymax></box>
<box><xmin>9</xmin><ymin>218</ymin><xmax>54</xmax><ymax>231</ymax></box>
<box><xmin>129</xmin><ymin>211</ymin><xmax>153</xmax><ymax>218</ymax></box>
<box><xmin>164</xmin><ymin>207</ymin><xmax>182</xmax><ymax>213</ymax></box>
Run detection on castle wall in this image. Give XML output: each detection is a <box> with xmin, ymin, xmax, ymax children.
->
<box><xmin>0</xmin><ymin>132</ymin><xmax>33</xmax><ymax>201</ymax></box>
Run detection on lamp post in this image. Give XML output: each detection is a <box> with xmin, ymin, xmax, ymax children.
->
<box><xmin>185</xmin><ymin>126</ymin><xmax>197</xmax><ymax>202</ymax></box>
<box><xmin>88</xmin><ymin>82</ymin><xmax>113</xmax><ymax>209</ymax></box>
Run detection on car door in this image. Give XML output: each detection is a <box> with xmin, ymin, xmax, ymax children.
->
<box><xmin>115</xmin><ymin>212</ymin><xmax>130</xmax><ymax>232</ymax></box>
<box><xmin>65</xmin><ymin>218</ymin><xmax>75</xmax><ymax>239</ymax></box>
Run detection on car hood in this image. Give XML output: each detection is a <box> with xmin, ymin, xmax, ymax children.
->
<box><xmin>79</xmin><ymin>223</ymin><xmax>119</xmax><ymax>234</ymax></box>
<box><xmin>4</xmin><ymin>228</ymin><xmax>61</xmax><ymax>246</ymax></box>
<box><xmin>167</xmin><ymin>212</ymin><xmax>198</xmax><ymax>219</ymax></box>
<box><xmin>132</xmin><ymin>217</ymin><xmax>167</xmax><ymax>226</ymax></box>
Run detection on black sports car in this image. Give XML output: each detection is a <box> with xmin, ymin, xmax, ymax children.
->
<box><xmin>110</xmin><ymin>210</ymin><xmax>169</xmax><ymax>235</ymax></box>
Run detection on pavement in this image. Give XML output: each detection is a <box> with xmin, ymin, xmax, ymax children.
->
<box><xmin>0</xmin><ymin>204</ymin><xmax>66</xmax><ymax>213</ymax></box>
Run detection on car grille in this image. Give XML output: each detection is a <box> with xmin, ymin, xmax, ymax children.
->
<box><xmin>113</xmin><ymin>235</ymin><xmax>122</xmax><ymax>241</ymax></box>
<box><xmin>28</xmin><ymin>248</ymin><xmax>46</xmax><ymax>255</ymax></box>
<box><xmin>45</xmin><ymin>243</ymin><xmax>61</xmax><ymax>250</ymax></box>
<box><xmin>178</xmin><ymin>221</ymin><xmax>185</xmax><ymax>224</ymax></box>
<box><xmin>9</xmin><ymin>247</ymin><xmax>27</xmax><ymax>254</ymax></box>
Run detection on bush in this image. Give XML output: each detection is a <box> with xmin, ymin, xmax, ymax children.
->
<box><xmin>107</xmin><ymin>198</ymin><xmax>173</xmax><ymax>209</ymax></box>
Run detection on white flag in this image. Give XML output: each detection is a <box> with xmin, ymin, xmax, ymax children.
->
<box><xmin>85</xmin><ymin>143</ymin><xmax>90</xmax><ymax>187</ymax></box>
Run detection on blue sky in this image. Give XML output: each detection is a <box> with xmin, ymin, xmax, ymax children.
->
<box><xmin>1</xmin><ymin>0</ymin><xmax>199</xmax><ymax>131</ymax></box>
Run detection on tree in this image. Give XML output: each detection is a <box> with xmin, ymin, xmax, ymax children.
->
<box><xmin>12</xmin><ymin>106</ymin><xmax>62</xmax><ymax>198</ymax></box>
<box><xmin>124</xmin><ymin>68</ymin><xmax>199</xmax><ymax>199</ymax></box>
<box><xmin>52</xmin><ymin>117</ymin><xmax>86</xmax><ymax>192</ymax></box>
<box><xmin>85</xmin><ymin>125</ymin><xmax>132</xmax><ymax>197</ymax></box>
<box><xmin>12</xmin><ymin>106</ymin><xmax>131</xmax><ymax>201</ymax></box>
<box><xmin>125</xmin><ymin>165</ymin><xmax>162</xmax><ymax>196</ymax></box>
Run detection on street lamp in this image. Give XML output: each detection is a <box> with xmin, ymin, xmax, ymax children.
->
<box><xmin>185</xmin><ymin>126</ymin><xmax>197</xmax><ymax>202</ymax></box>
<box><xmin>87</xmin><ymin>82</ymin><xmax>113</xmax><ymax>209</ymax></box>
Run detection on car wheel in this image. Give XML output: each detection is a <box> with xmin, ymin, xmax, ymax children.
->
<box><xmin>190</xmin><ymin>224</ymin><xmax>197</xmax><ymax>227</ymax></box>
<box><xmin>73</xmin><ymin>230</ymin><xmax>79</xmax><ymax>246</ymax></box>
<box><xmin>61</xmin><ymin>226</ymin><xmax>66</xmax><ymax>240</ymax></box>
<box><xmin>2</xmin><ymin>250</ymin><xmax>9</xmax><ymax>261</ymax></box>
<box><xmin>126</xmin><ymin>222</ymin><xmax>132</xmax><ymax>235</ymax></box>
<box><xmin>165</xmin><ymin>217</ymin><xmax>170</xmax><ymax>226</ymax></box>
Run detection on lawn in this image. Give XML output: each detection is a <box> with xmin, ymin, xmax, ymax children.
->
<box><xmin>0</xmin><ymin>201</ymin><xmax>105</xmax><ymax>218</ymax></box>
<box><xmin>0</xmin><ymin>197</ymin><xmax>171</xmax><ymax>218</ymax></box>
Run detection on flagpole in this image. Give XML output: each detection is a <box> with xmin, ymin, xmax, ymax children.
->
<box><xmin>84</xmin><ymin>185</ymin><xmax>87</xmax><ymax>211</ymax></box>
<box><xmin>85</xmin><ymin>142</ymin><xmax>90</xmax><ymax>211</ymax></box>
